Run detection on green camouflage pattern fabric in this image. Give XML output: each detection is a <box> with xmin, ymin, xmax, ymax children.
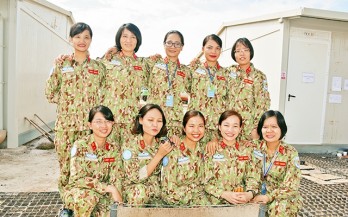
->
<box><xmin>100</xmin><ymin>54</ymin><xmax>150</xmax><ymax>125</ymax></box>
<box><xmin>161</xmin><ymin>140</ymin><xmax>209</xmax><ymax>206</ymax></box>
<box><xmin>252</xmin><ymin>140</ymin><xmax>303</xmax><ymax>217</ymax></box>
<box><xmin>45</xmin><ymin>57</ymin><xmax>106</xmax><ymax>131</ymax></box>
<box><xmin>204</xmin><ymin>140</ymin><xmax>260</xmax><ymax>204</ymax></box>
<box><xmin>188</xmin><ymin>62</ymin><xmax>229</xmax><ymax>141</ymax></box>
<box><xmin>55</xmin><ymin>130</ymin><xmax>89</xmax><ymax>198</ymax></box>
<box><xmin>64</xmin><ymin>134</ymin><xmax>123</xmax><ymax>216</ymax></box>
<box><xmin>147</xmin><ymin>57</ymin><xmax>192</xmax><ymax>136</ymax></box>
<box><xmin>226</xmin><ymin>63</ymin><xmax>270</xmax><ymax>140</ymax></box>
<box><xmin>121</xmin><ymin>134</ymin><xmax>162</xmax><ymax>205</ymax></box>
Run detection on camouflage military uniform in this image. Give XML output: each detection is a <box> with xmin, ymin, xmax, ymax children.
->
<box><xmin>63</xmin><ymin>134</ymin><xmax>123</xmax><ymax>216</ymax></box>
<box><xmin>100</xmin><ymin>53</ymin><xmax>150</xmax><ymax>144</ymax></box>
<box><xmin>147</xmin><ymin>57</ymin><xmax>192</xmax><ymax>136</ymax></box>
<box><xmin>189</xmin><ymin>62</ymin><xmax>229</xmax><ymax>142</ymax></box>
<box><xmin>121</xmin><ymin>134</ymin><xmax>162</xmax><ymax>205</ymax></box>
<box><xmin>227</xmin><ymin>63</ymin><xmax>270</xmax><ymax>140</ymax></box>
<box><xmin>45</xmin><ymin>56</ymin><xmax>106</xmax><ymax>197</ymax></box>
<box><xmin>252</xmin><ymin>141</ymin><xmax>303</xmax><ymax>217</ymax></box>
<box><xmin>204</xmin><ymin>140</ymin><xmax>260</xmax><ymax>204</ymax></box>
<box><xmin>161</xmin><ymin>141</ymin><xmax>209</xmax><ymax>206</ymax></box>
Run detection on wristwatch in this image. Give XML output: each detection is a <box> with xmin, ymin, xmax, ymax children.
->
<box><xmin>247</xmin><ymin>190</ymin><xmax>257</xmax><ymax>198</ymax></box>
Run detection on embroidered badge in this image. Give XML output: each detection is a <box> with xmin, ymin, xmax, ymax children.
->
<box><xmin>195</xmin><ymin>68</ymin><xmax>206</xmax><ymax>75</ymax></box>
<box><xmin>243</xmin><ymin>78</ymin><xmax>254</xmax><ymax>84</ymax></box>
<box><xmin>162</xmin><ymin>156</ymin><xmax>169</xmax><ymax>167</ymax></box>
<box><xmin>138</xmin><ymin>152</ymin><xmax>151</xmax><ymax>160</ymax></box>
<box><xmin>70</xmin><ymin>145</ymin><xmax>77</xmax><ymax>157</ymax></box>
<box><xmin>155</xmin><ymin>63</ymin><xmax>166</xmax><ymax>70</ymax></box>
<box><xmin>85</xmin><ymin>153</ymin><xmax>98</xmax><ymax>162</ymax></box>
<box><xmin>178</xmin><ymin>156</ymin><xmax>190</xmax><ymax>164</ymax></box>
<box><xmin>177</xmin><ymin>71</ymin><xmax>186</xmax><ymax>78</ymax></box>
<box><xmin>216</xmin><ymin>75</ymin><xmax>226</xmax><ymax>81</ymax></box>
<box><xmin>263</xmin><ymin>79</ymin><xmax>268</xmax><ymax>91</ymax></box>
<box><xmin>103</xmin><ymin>157</ymin><xmax>115</xmax><ymax>163</ymax></box>
<box><xmin>110</xmin><ymin>59</ymin><xmax>122</xmax><ymax>66</ymax></box>
<box><xmin>274</xmin><ymin>161</ymin><xmax>286</xmax><ymax>167</ymax></box>
<box><xmin>212</xmin><ymin>153</ymin><xmax>226</xmax><ymax>162</ymax></box>
<box><xmin>253</xmin><ymin>150</ymin><xmax>263</xmax><ymax>159</ymax></box>
<box><xmin>133</xmin><ymin>66</ymin><xmax>142</xmax><ymax>71</ymax></box>
<box><xmin>238</xmin><ymin>156</ymin><xmax>249</xmax><ymax>161</ymax></box>
<box><xmin>293</xmin><ymin>156</ymin><xmax>300</xmax><ymax>169</ymax></box>
<box><xmin>229</xmin><ymin>71</ymin><xmax>237</xmax><ymax>79</ymax></box>
<box><xmin>122</xmin><ymin>150</ymin><xmax>132</xmax><ymax>160</ymax></box>
<box><xmin>61</xmin><ymin>66</ymin><xmax>74</xmax><ymax>73</ymax></box>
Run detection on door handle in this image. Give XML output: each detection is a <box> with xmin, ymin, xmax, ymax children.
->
<box><xmin>288</xmin><ymin>94</ymin><xmax>296</xmax><ymax>101</ymax></box>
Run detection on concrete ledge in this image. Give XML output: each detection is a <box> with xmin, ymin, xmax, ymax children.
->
<box><xmin>294</xmin><ymin>144</ymin><xmax>348</xmax><ymax>154</ymax></box>
<box><xmin>111</xmin><ymin>204</ymin><xmax>261</xmax><ymax>217</ymax></box>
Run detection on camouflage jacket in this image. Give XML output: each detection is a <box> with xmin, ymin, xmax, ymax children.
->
<box><xmin>121</xmin><ymin>134</ymin><xmax>162</xmax><ymax>190</ymax></box>
<box><xmin>252</xmin><ymin>140</ymin><xmax>302</xmax><ymax>203</ymax></box>
<box><xmin>189</xmin><ymin>62</ymin><xmax>229</xmax><ymax>130</ymax></box>
<box><xmin>226</xmin><ymin>63</ymin><xmax>270</xmax><ymax>139</ymax></box>
<box><xmin>204</xmin><ymin>140</ymin><xmax>260</xmax><ymax>204</ymax></box>
<box><xmin>161</xmin><ymin>140</ymin><xmax>206</xmax><ymax>205</ymax></box>
<box><xmin>147</xmin><ymin>57</ymin><xmax>192</xmax><ymax>124</ymax></box>
<box><xmin>45</xmin><ymin>57</ymin><xmax>106</xmax><ymax>131</ymax></box>
<box><xmin>100</xmin><ymin>53</ymin><xmax>150</xmax><ymax>124</ymax></box>
<box><xmin>66</xmin><ymin>134</ymin><xmax>123</xmax><ymax>194</ymax></box>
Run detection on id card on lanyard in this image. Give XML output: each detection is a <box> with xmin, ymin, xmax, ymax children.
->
<box><xmin>206</xmin><ymin>67</ymin><xmax>216</xmax><ymax>98</ymax></box>
<box><xmin>165</xmin><ymin>63</ymin><xmax>177</xmax><ymax>107</ymax></box>
<box><xmin>261</xmin><ymin>151</ymin><xmax>279</xmax><ymax>195</ymax></box>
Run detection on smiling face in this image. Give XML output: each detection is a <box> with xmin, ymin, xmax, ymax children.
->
<box><xmin>261</xmin><ymin>116</ymin><xmax>282</xmax><ymax>143</ymax></box>
<box><xmin>164</xmin><ymin>33</ymin><xmax>183</xmax><ymax>61</ymax></box>
<box><xmin>70</xmin><ymin>29</ymin><xmax>92</xmax><ymax>53</ymax></box>
<box><xmin>139</xmin><ymin>108</ymin><xmax>164</xmax><ymax>137</ymax></box>
<box><xmin>219</xmin><ymin>115</ymin><xmax>241</xmax><ymax>143</ymax></box>
<box><xmin>234</xmin><ymin>42</ymin><xmax>251</xmax><ymax>67</ymax></box>
<box><xmin>88</xmin><ymin>112</ymin><xmax>114</xmax><ymax>139</ymax></box>
<box><xmin>183</xmin><ymin>115</ymin><xmax>205</xmax><ymax>143</ymax></box>
<box><xmin>120</xmin><ymin>28</ymin><xmax>137</xmax><ymax>54</ymax></box>
<box><xmin>202</xmin><ymin>39</ymin><xmax>221</xmax><ymax>64</ymax></box>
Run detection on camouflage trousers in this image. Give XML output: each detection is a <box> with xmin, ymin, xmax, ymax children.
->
<box><xmin>267</xmin><ymin>196</ymin><xmax>302</xmax><ymax>217</ymax></box>
<box><xmin>64</xmin><ymin>188</ymin><xmax>112</xmax><ymax>217</ymax></box>
<box><xmin>123</xmin><ymin>182</ymin><xmax>161</xmax><ymax>206</ymax></box>
<box><xmin>54</xmin><ymin>130</ymin><xmax>89</xmax><ymax>200</ymax></box>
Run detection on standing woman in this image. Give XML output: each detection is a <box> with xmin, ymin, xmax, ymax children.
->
<box><xmin>189</xmin><ymin>34</ymin><xmax>229</xmax><ymax>142</ymax></box>
<box><xmin>252</xmin><ymin>110</ymin><xmax>302</xmax><ymax>216</ymax></box>
<box><xmin>227</xmin><ymin>38</ymin><xmax>270</xmax><ymax>141</ymax></box>
<box><xmin>121</xmin><ymin>104</ymin><xmax>173</xmax><ymax>205</ymax></box>
<box><xmin>147</xmin><ymin>30</ymin><xmax>192</xmax><ymax>136</ymax></box>
<box><xmin>101</xmin><ymin>23</ymin><xmax>150</xmax><ymax>144</ymax></box>
<box><xmin>62</xmin><ymin>105</ymin><xmax>123</xmax><ymax>216</ymax></box>
<box><xmin>161</xmin><ymin>110</ymin><xmax>208</xmax><ymax>206</ymax></box>
<box><xmin>204</xmin><ymin>110</ymin><xmax>260</xmax><ymax>205</ymax></box>
<box><xmin>45</xmin><ymin>22</ymin><xmax>106</xmax><ymax>200</ymax></box>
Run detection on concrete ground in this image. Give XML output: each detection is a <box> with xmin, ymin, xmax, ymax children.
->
<box><xmin>0</xmin><ymin>139</ymin><xmax>347</xmax><ymax>217</ymax></box>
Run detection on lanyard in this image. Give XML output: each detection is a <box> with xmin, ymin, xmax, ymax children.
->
<box><xmin>206</xmin><ymin>67</ymin><xmax>214</xmax><ymax>83</ymax></box>
<box><xmin>263</xmin><ymin>151</ymin><xmax>279</xmax><ymax>179</ymax></box>
<box><xmin>165</xmin><ymin>64</ymin><xmax>178</xmax><ymax>89</ymax></box>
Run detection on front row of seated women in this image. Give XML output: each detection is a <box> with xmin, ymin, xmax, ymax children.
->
<box><xmin>64</xmin><ymin>104</ymin><xmax>302</xmax><ymax>217</ymax></box>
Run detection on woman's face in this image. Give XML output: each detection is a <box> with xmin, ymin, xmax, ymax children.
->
<box><xmin>202</xmin><ymin>39</ymin><xmax>221</xmax><ymax>63</ymax></box>
<box><xmin>140</xmin><ymin>108</ymin><xmax>164</xmax><ymax>137</ymax></box>
<box><xmin>234</xmin><ymin>42</ymin><xmax>251</xmax><ymax>66</ymax></box>
<box><xmin>218</xmin><ymin>115</ymin><xmax>241</xmax><ymax>143</ymax></box>
<box><xmin>164</xmin><ymin>33</ymin><xmax>183</xmax><ymax>60</ymax></box>
<box><xmin>261</xmin><ymin>116</ymin><xmax>282</xmax><ymax>143</ymax></box>
<box><xmin>70</xmin><ymin>29</ymin><xmax>92</xmax><ymax>53</ymax></box>
<box><xmin>120</xmin><ymin>28</ymin><xmax>137</xmax><ymax>53</ymax></box>
<box><xmin>88</xmin><ymin>112</ymin><xmax>114</xmax><ymax>139</ymax></box>
<box><xmin>184</xmin><ymin>116</ymin><xmax>205</xmax><ymax>143</ymax></box>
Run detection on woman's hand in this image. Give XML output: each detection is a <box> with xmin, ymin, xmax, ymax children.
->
<box><xmin>106</xmin><ymin>185</ymin><xmax>123</xmax><ymax>203</ymax></box>
<box><xmin>221</xmin><ymin>191</ymin><xmax>250</xmax><ymax>204</ymax></box>
<box><xmin>205</xmin><ymin>138</ymin><xmax>219</xmax><ymax>155</ymax></box>
<box><xmin>104</xmin><ymin>47</ymin><xmax>118</xmax><ymax>60</ymax></box>
<box><xmin>169</xmin><ymin>135</ymin><xmax>180</xmax><ymax>147</ymax></box>
<box><xmin>251</xmin><ymin>195</ymin><xmax>269</xmax><ymax>204</ymax></box>
<box><xmin>157</xmin><ymin>141</ymin><xmax>174</xmax><ymax>158</ymax></box>
<box><xmin>54</xmin><ymin>54</ymin><xmax>72</xmax><ymax>65</ymax></box>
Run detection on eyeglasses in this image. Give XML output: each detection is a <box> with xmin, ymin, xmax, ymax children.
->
<box><xmin>164</xmin><ymin>41</ymin><xmax>182</xmax><ymax>48</ymax></box>
<box><xmin>234</xmin><ymin>48</ymin><xmax>250</xmax><ymax>54</ymax></box>
<box><xmin>92</xmin><ymin>120</ymin><xmax>114</xmax><ymax>126</ymax></box>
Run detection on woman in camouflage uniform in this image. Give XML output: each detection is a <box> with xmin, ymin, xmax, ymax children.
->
<box><xmin>251</xmin><ymin>110</ymin><xmax>302</xmax><ymax>217</ymax></box>
<box><xmin>62</xmin><ymin>105</ymin><xmax>122</xmax><ymax>217</ymax></box>
<box><xmin>100</xmin><ymin>23</ymin><xmax>150</xmax><ymax>145</ymax></box>
<box><xmin>204</xmin><ymin>110</ymin><xmax>260</xmax><ymax>205</ymax></box>
<box><xmin>121</xmin><ymin>104</ymin><xmax>173</xmax><ymax>205</ymax></box>
<box><xmin>161</xmin><ymin>110</ymin><xmax>208</xmax><ymax>206</ymax></box>
<box><xmin>45</xmin><ymin>23</ymin><xmax>106</xmax><ymax>201</ymax></box>
<box><xmin>189</xmin><ymin>34</ymin><xmax>230</xmax><ymax>142</ymax></box>
<box><xmin>147</xmin><ymin>30</ymin><xmax>192</xmax><ymax>136</ymax></box>
<box><xmin>227</xmin><ymin>38</ymin><xmax>270</xmax><ymax>141</ymax></box>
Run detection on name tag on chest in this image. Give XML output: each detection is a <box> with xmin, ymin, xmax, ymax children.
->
<box><xmin>85</xmin><ymin>153</ymin><xmax>98</xmax><ymax>162</ymax></box>
<box><xmin>178</xmin><ymin>156</ymin><xmax>190</xmax><ymax>164</ymax></box>
<box><xmin>138</xmin><ymin>152</ymin><xmax>152</xmax><ymax>160</ymax></box>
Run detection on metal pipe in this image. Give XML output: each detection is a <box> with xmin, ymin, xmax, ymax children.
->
<box><xmin>34</xmin><ymin>114</ymin><xmax>53</xmax><ymax>131</ymax></box>
<box><xmin>24</xmin><ymin>117</ymin><xmax>54</xmax><ymax>142</ymax></box>
<box><xmin>0</xmin><ymin>15</ymin><xmax>5</xmax><ymax>133</ymax></box>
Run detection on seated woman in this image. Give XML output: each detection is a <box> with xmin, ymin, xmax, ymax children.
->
<box><xmin>121</xmin><ymin>104</ymin><xmax>173</xmax><ymax>205</ymax></box>
<box><xmin>62</xmin><ymin>105</ymin><xmax>123</xmax><ymax>217</ymax></box>
<box><xmin>204</xmin><ymin>110</ymin><xmax>260</xmax><ymax>205</ymax></box>
<box><xmin>251</xmin><ymin>110</ymin><xmax>302</xmax><ymax>217</ymax></box>
<box><xmin>161</xmin><ymin>110</ymin><xmax>209</xmax><ymax>206</ymax></box>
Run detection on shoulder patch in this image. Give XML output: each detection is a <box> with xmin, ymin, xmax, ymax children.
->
<box><xmin>122</xmin><ymin>149</ymin><xmax>132</xmax><ymax>160</ymax></box>
<box><xmin>162</xmin><ymin>156</ymin><xmax>169</xmax><ymax>167</ymax></box>
<box><xmin>70</xmin><ymin>145</ymin><xmax>77</xmax><ymax>157</ymax></box>
<box><xmin>293</xmin><ymin>156</ymin><xmax>300</xmax><ymax>169</ymax></box>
